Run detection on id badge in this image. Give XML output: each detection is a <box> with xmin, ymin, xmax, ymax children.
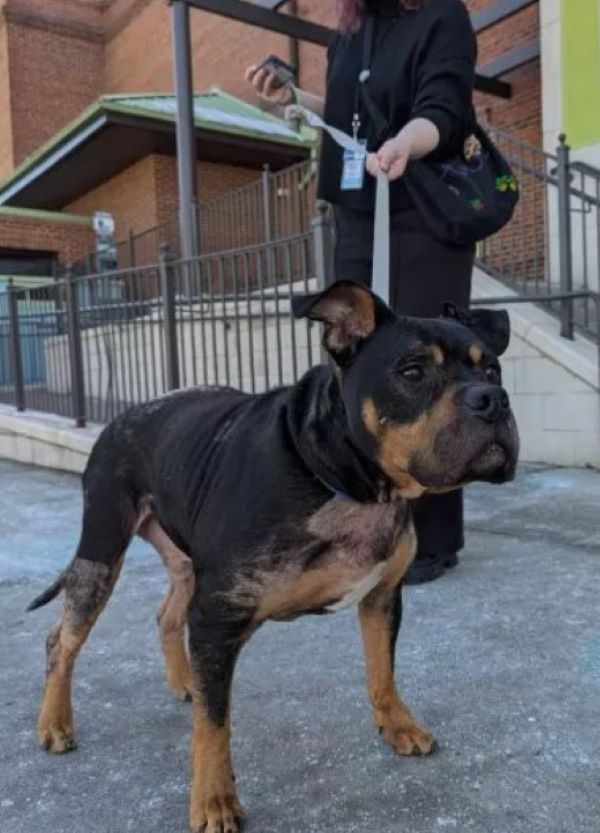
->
<box><xmin>340</xmin><ymin>140</ymin><xmax>367</xmax><ymax>191</ymax></box>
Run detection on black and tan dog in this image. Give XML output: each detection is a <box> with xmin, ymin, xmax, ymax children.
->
<box><xmin>29</xmin><ymin>281</ymin><xmax>519</xmax><ymax>833</ymax></box>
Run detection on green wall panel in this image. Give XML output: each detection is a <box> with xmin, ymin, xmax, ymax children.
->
<box><xmin>562</xmin><ymin>0</ymin><xmax>600</xmax><ymax>148</ymax></box>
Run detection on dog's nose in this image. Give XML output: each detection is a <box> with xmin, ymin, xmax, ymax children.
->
<box><xmin>463</xmin><ymin>384</ymin><xmax>511</xmax><ymax>423</ymax></box>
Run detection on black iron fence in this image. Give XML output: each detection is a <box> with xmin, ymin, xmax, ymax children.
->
<box><xmin>4</xmin><ymin>127</ymin><xmax>600</xmax><ymax>428</ymax></box>
<box><xmin>0</xmin><ymin>208</ymin><xmax>329</xmax><ymax>425</ymax></box>
<box><xmin>479</xmin><ymin>129</ymin><xmax>600</xmax><ymax>341</ymax></box>
<box><xmin>68</xmin><ymin>129</ymin><xmax>600</xmax><ymax>345</ymax></box>
<box><xmin>2</xmin><ymin>197</ymin><xmax>598</xmax><ymax>430</ymax></box>
<box><xmin>78</xmin><ymin>159</ymin><xmax>318</xmax><ymax>273</ymax></box>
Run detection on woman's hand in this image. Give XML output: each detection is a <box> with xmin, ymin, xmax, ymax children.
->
<box><xmin>367</xmin><ymin>118</ymin><xmax>441</xmax><ymax>180</ymax></box>
<box><xmin>366</xmin><ymin>134</ymin><xmax>412</xmax><ymax>181</ymax></box>
<box><xmin>244</xmin><ymin>64</ymin><xmax>295</xmax><ymax>106</ymax></box>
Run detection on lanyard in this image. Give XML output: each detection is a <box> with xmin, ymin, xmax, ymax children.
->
<box><xmin>352</xmin><ymin>15</ymin><xmax>376</xmax><ymax>140</ymax></box>
<box><xmin>286</xmin><ymin>104</ymin><xmax>390</xmax><ymax>304</ymax></box>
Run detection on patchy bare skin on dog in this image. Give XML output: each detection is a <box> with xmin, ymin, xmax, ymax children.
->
<box><xmin>37</xmin><ymin>559</ymin><xmax>122</xmax><ymax>753</ymax></box>
<box><xmin>237</xmin><ymin>500</ymin><xmax>410</xmax><ymax>622</ymax></box>
<box><xmin>29</xmin><ymin>280</ymin><xmax>518</xmax><ymax>832</ymax></box>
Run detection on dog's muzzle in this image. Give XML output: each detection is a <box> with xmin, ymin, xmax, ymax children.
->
<box><xmin>460</xmin><ymin>385</ymin><xmax>519</xmax><ymax>482</ymax></box>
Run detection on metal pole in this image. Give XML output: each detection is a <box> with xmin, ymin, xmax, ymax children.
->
<box><xmin>312</xmin><ymin>201</ymin><xmax>334</xmax><ymax>365</ymax></box>
<box><xmin>128</xmin><ymin>228</ymin><xmax>136</xmax><ymax>268</ymax></box>
<box><xmin>159</xmin><ymin>244</ymin><xmax>180</xmax><ymax>391</ymax></box>
<box><xmin>312</xmin><ymin>200</ymin><xmax>333</xmax><ymax>291</ymax></box>
<box><xmin>262</xmin><ymin>164</ymin><xmax>277</xmax><ymax>290</ymax></box>
<box><xmin>7</xmin><ymin>279</ymin><xmax>25</xmax><ymax>412</ymax></box>
<box><xmin>262</xmin><ymin>164</ymin><xmax>273</xmax><ymax>244</ymax></box>
<box><xmin>557</xmin><ymin>134</ymin><xmax>575</xmax><ymax>339</ymax></box>
<box><xmin>171</xmin><ymin>0</ymin><xmax>200</xmax><ymax>260</ymax></box>
<box><xmin>65</xmin><ymin>263</ymin><xmax>87</xmax><ymax>427</ymax></box>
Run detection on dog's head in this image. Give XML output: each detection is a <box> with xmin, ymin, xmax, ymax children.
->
<box><xmin>293</xmin><ymin>280</ymin><xmax>519</xmax><ymax>498</ymax></box>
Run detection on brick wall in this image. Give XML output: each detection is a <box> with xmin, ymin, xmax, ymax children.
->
<box><xmin>66</xmin><ymin>153</ymin><xmax>261</xmax><ymax>255</ymax></box>
<box><xmin>104</xmin><ymin>0</ymin><xmax>289</xmax><ymax>99</ymax></box>
<box><xmin>154</xmin><ymin>156</ymin><xmax>260</xmax><ymax>226</ymax></box>
<box><xmin>466</xmin><ymin>0</ymin><xmax>542</xmax><ymax>144</ymax></box>
<box><xmin>103</xmin><ymin>0</ymin><xmax>331</xmax><ymax>103</ymax></box>
<box><xmin>0</xmin><ymin>0</ymin><xmax>542</xmax><ymax>180</ymax></box>
<box><xmin>295</xmin><ymin>0</ymin><xmax>335</xmax><ymax>96</ymax></box>
<box><xmin>67</xmin><ymin>156</ymin><xmax>160</xmax><ymax>237</ymax></box>
<box><xmin>2</xmin><ymin>4</ymin><xmax>104</xmax><ymax>166</ymax></box>
<box><xmin>0</xmin><ymin>0</ymin><xmax>544</xmax><ymax>265</ymax></box>
<box><xmin>476</xmin><ymin>60</ymin><xmax>542</xmax><ymax>146</ymax></box>
<box><xmin>0</xmin><ymin>210</ymin><xmax>95</xmax><ymax>263</ymax></box>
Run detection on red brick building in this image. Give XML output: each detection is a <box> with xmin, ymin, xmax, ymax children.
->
<box><xmin>0</xmin><ymin>0</ymin><xmax>542</xmax><ymax>271</ymax></box>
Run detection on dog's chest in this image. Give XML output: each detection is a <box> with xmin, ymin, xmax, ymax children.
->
<box><xmin>254</xmin><ymin>499</ymin><xmax>414</xmax><ymax>622</ymax></box>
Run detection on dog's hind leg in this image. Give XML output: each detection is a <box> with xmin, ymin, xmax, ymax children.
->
<box><xmin>138</xmin><ymin>517</ymin><xmax>195</xmax><ymax>701</ymax></box>
<box><xmin>35</xmin><ymin>481</ymin><xmax>135</xmax><ymax>754</ymax></box>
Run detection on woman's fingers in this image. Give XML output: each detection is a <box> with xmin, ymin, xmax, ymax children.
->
<box><xmin>263</xmin><ymin>71</ymin><xmax>278</xmax><ymax>97</ymax></box>
<box><xmin>377</xmin><ymin>141</ymin><xmax>397</xmax><ymax>173</ymax></box>
<box><xmin>244</xmin><ymin>64</ymin><xmax>258</xmax><ymax>83</ymax></box>
<box><xmin>245</xmin><ymin>65</ymin><xmax>271</xmax><ymax>97</ymax></box>
<box><xmin>366</xmin><ymin>153</ymin><xmax>380</xmax><ymax>177</ymax></box>
<box><xmin>375</xmin><ymin>138</ymin><xmax>410</xmax><ymax>181</ymax></box>
<box><xmin>254</xmin><ymin>68</ymin><xmax>270</xmax><ymax>93</ymax></box>
<box><xmin>245</xmin><ymin>65</ymin><xmax>290</xmax><ymax>103</ymax></box>
<box><xmin>387</xmin><ymin>154</ymin><xmax>409</xmax><ymax>181</ymax></box>
<box><xmin>367</xmin><ymin>147</ymin><xmax>408</xmax><ymax>180</ymax></box>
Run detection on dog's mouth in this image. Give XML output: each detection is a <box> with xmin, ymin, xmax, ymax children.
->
<box><xmin>466</xmin><ymin>426</ymin><xmax>518</xmax><ymax>483</ymax></box>
<box><xmin>411</xmin><ymin>414</ymin><xmax>519</xmax><ymax>492</ymax></box>
<box><xmin>469</xmin><ymin>439</ymin><xmax>509</xmax><ymax>477</ymax></box>
<box><xmin>475</xmin><ymin>439</ymin><xmax>507</xmax><ymax>466</ymax></box>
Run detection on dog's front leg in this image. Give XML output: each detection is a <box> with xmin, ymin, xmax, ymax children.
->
<box><xmin>359</xmin><ymin>582</ymin><xmax>437</xmax><ymax>756</ymax></box>
<box><xmin>187</xmin><ymin>590</ymin><xmax>249</xmax><ymax>833</ymax></box>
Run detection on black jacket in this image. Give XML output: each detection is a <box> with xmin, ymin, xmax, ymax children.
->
<box><xmin>317</xmin><ymin>0</ymin><xmax>477</xmax><ymax>212</ymax></box>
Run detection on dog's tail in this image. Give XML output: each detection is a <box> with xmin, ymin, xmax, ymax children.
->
<box><xmin>27</xmin><ymin>570</ymin><xmax>68</xmax><ymax>611</ymax></box>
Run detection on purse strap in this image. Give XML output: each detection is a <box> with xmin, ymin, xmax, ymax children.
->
<box><xmin>358</xmin><ymin>16</ymin><xmax>394</xmax><ymax>148</ymax></box>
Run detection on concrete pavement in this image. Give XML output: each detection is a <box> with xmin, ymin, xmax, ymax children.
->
<box><xmin>1</xmin><ymin>460</ymin><xmax>599</xmax><ymax>833</ymax></box>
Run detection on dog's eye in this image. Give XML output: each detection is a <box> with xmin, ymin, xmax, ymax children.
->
<box><xmin>485</xmin><ymin>365</ymin><xmax>501</xmax><ymax>384</ymax></box>
<box><xmin>401</xmin><ymin>364</ymin><xmax>425</xmax><ymax>383</ymax></box>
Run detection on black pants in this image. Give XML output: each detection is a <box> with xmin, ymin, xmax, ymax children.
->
<box><xmin>333</xmin><ymin>205</ymin><xmax>474</xmax><ymax>554</ymax></box>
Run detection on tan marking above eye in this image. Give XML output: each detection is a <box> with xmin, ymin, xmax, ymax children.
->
<box><xmin>426</xmin><ymin>344</ymin><xmax>445</xmax><ymax>365</ymax></box>
<box><xmin>363</xmin><ymin>398</ymin><xmax>383</xmax><ymax>437</ymax></box>
<box><xmin>469</xmin><ymin>344</ymin><xmax>483</xmax><ymax>365</ymax></box>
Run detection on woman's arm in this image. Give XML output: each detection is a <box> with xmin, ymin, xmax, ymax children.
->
<box><xmin>244</xmin><ymin>64</ymin><xmax>325</xmax><ymax>117</ymax></box>
<box><xmin>368</xmin><ymin>1</ymin><xmax>477</xmax><ymax>181</ymax></box>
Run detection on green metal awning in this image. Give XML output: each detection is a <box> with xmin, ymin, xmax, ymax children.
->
<box><xmin>0</xmin><ymin>88</ymin><xmax>316</xmax><ymax>210</ymax></box>
<box><xmin>108</xmin><ymin>89</ymin><xmax>314</xmax><ymax>146</ymax></box>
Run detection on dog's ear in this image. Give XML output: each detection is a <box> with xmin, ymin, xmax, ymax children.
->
<box><xmin>292</xmin><ymin>280</ymin><xmax>394</xmax><ymax>363</ymax></box>
<box><xmin>442</xmin><ymin>302</ymin><xmax>510</xmax><ymax>357</ymax></box>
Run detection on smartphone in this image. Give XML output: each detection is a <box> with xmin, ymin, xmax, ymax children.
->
<box><xmin>257</xmin><ymin>54</ymin><xmax>296</xmax><ymax>89</ymax></box>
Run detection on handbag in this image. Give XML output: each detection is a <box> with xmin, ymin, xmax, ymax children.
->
<box><xmin>359</xmin><ymin>16</ymin><xmax>519</xmax><ymax>246</ymax></box>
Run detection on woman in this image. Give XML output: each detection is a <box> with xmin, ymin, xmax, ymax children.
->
<box><xmin>245</xmin><ymin>0</ymin><xmax>477</xmax><ymax>583</ymax></box>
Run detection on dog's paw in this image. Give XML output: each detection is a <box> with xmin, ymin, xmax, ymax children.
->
<box><xmin>37</xmin><ymin>722</ymin><xmax>77</xmax><ymax>754</ymax></box>
<box><xmin>167</xmin><ymin>676</ymin><xmax>193</xmax><ymax>703</ymax></box>
<box><xmin>165</xmin><ymin>657</ymin><xmax>194</xmax><ymax>702</ymax></box>
<box><xmin>190</xmin><ymin>792</ymin><xmax>245</xmax><ymax>833</ymax></box>
<box><xmin>380</xmin><ymin>721</ymin><xmax>437</xmax><ymax>756</ymax></box>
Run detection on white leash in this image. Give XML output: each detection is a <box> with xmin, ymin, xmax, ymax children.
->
<box><xmin>287</xmin><ymin>105</ymin><xmax>390</xmax><ymax>304</ymax></box>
